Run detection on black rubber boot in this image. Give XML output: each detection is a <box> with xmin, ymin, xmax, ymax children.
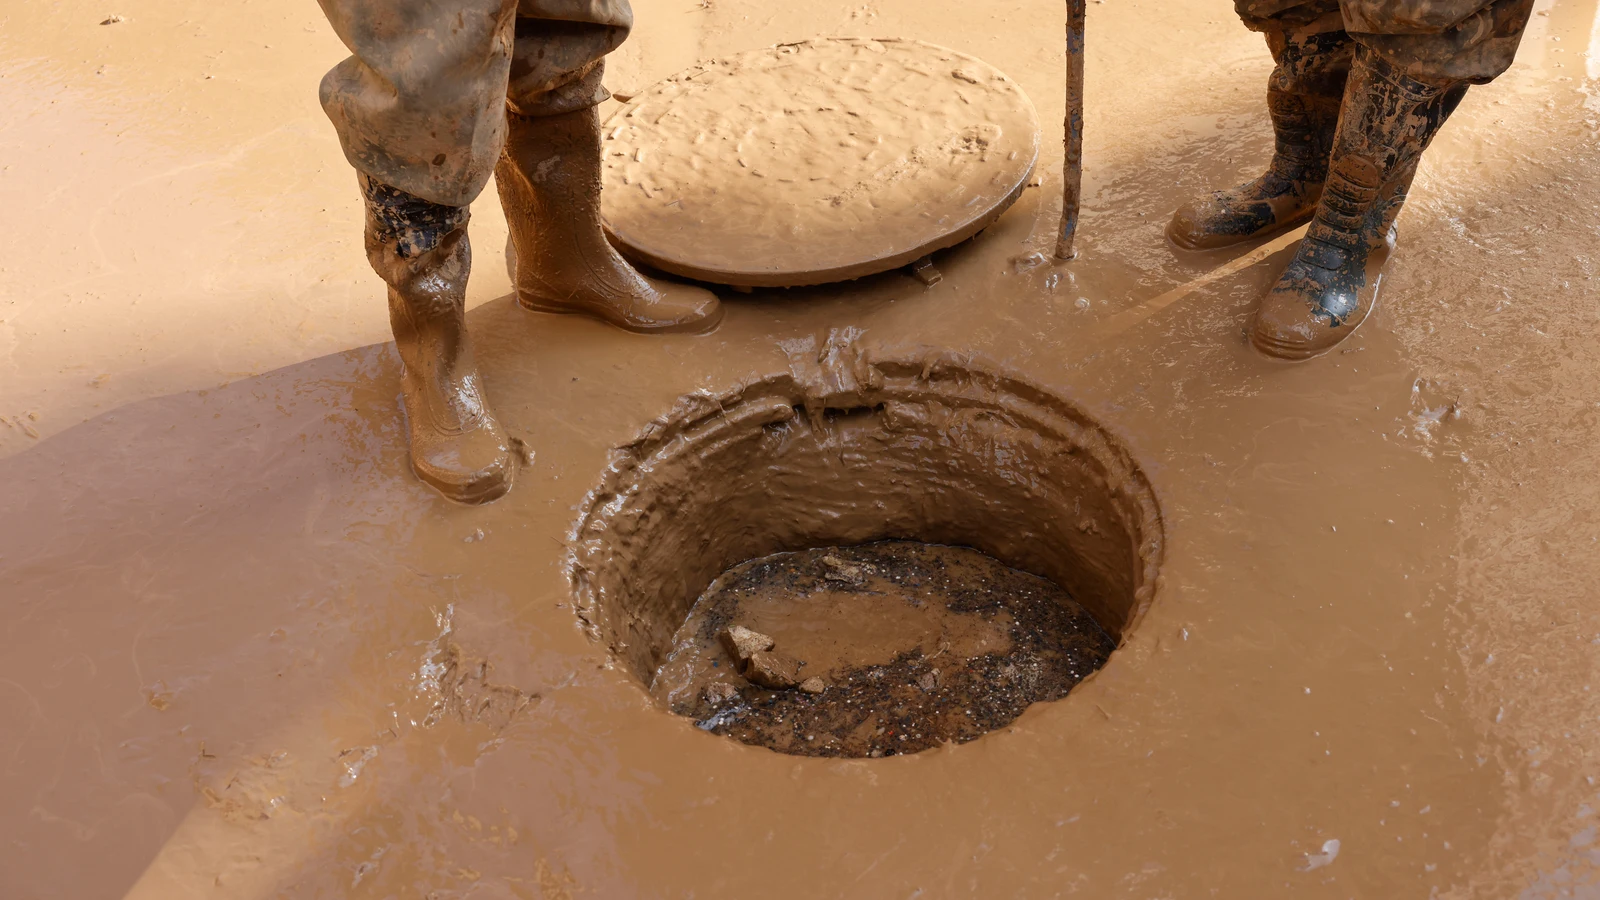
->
<box><xmin>1168</xmin><ymin>30</ymin><xmax>1353</xmax><ymax>250</ymax></box>
<box><xmin>362</xmin><ymin>176</ymin><xmax>515</xmax><ymax>503</ymax></box>
<box><xmin>1251</xmin><ymin>48</ymin><xmax>1468</xmax><ymax>360</ymax></box>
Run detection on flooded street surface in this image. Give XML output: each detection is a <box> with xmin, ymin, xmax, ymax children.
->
<box><xmin>4</xmin><ymin>0</ymin><xmax>1600</xmax><ymax>897</ymax></box>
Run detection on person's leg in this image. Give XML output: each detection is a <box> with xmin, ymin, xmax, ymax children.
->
<box><xmin>318</xmin><ymin>0</ymin><xmax>520</xmax><ymax>502</ymax></box>
<box><xmin>1342</xmin><ymin>0</ymin><xmax>1535</xmax><ymax>84</ymax></box>
<box><xmin>496</xmin><ymin>3</ymin><xmax>722</xmax><ymax>334</ymax></box>
<box><xmin>1168</xmin><ymin>1</ymin><xmax>1350</xmax><ymax>250</ymax></box>
<box><xmin>363</xmin><ymin>177</ymin><xmax>516</xmax><ymax>502</ymax></box>
<box><xmin>1250</xmin><ymin>0</ymin><xmax>1533</xmax><ymax>359</ymax></box>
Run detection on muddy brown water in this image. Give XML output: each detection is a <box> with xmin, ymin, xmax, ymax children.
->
<box><xmin>5</xmin><ymin>1</ymin><xmax>1600</xmax><ymax>898</ymax></box>
<box><xmin>656</xmin><ymin>542</ymin><xmax>1115</xmax><ymax>758</ymax></box>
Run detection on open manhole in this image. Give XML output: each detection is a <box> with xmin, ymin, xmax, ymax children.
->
<box><xmin>568</xmin><ymin>338</ymin><xmax>1162</xmax><ymax>758</ymax></box>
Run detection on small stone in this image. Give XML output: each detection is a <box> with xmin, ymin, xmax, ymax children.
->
<box><xmin>916</xmin><ymin>672</ymin><xmax>938</xmax><ymax>692</ymax></box>
<box><xmin>100</xmin><ymin>14</ymin><xmax>125</xmax><ymax>24</ymax></box>
<box><xmin>799</xmin><ymin>677</ymin><xmax>826</xmax><ymax>694</ymax></box>
<box><xmin>719</xmin><ymin>625</ymin><xmax>774</xmax><ymax>661</ymax></box>
<box><xmin>820</xmin><ymin>554</ymin><xmax>867</xmax><ymax>585</ymax></box>
<box><xmin>740</xmin><ymin>650</ymin><xmax>802</xmax><ymax>689</ymax></box>
<box><xmin>703</xmin><ymin>682</ymin><xmax>739</xmax><ymax>705</ymax></box>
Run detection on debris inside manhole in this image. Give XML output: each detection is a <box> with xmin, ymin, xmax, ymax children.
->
<box><xmin>720</xmin><ymin>625</ymin><xmax>775</xmax><ymax>661</ymax></box>
<box><xmin>651</xmin><ymin>541</ymin><xmax>1115</xmax><ymax>758</ymax></box>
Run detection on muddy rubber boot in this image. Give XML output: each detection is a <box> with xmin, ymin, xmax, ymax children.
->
<box><xmin>363</xmin><ymin>177</ymin><xmax>515</xmax><ymax>504</ymax></box>
<box><xmin>496</xmin><ymin>107</ymin><xmax>723</xmax><ymax>335</ymax></box>
<box><xmin>1251</xmin><ymin>49</ymin><xmax>1467</xmax><ymax>360</ymax></box>
<box><xmin>1168</xmin><ymin>32</ymin><xmax>1351</xmax><ymax>251</ymax></box>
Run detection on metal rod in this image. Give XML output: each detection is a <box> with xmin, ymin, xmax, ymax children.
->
<box><xmin>1055</xmin><ymin>0</ymin><xmax>1086</xmax><ymax>260</ymax></box>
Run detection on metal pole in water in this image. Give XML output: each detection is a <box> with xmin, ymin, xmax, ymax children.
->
<box><xmin>1055</xmin><ymin>0</ymin><xmax>1086</xmax><ymax>260</ymax></box>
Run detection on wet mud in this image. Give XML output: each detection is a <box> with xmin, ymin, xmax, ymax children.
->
<box><xmin>658</xmin><ymin>542</ymin><xmax>1114</xmax><ymax>757</ymax></box>
<box><xmin>5</xmin><ymin>1</ymin><xmax>1600</xmax><ymax>898</ymax></box>
<box><xmin>601</xmin><ymin>38</ymin><xmax>1040</xmax><ymax>286</ymax></box>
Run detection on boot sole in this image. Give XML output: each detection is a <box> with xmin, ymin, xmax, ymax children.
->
<box><xmin>413</xmin><ymin>459</ymin><xmax>515</xmax><ymax>505</ymax></box>
<box><xmin>1249</xmin><ymin>295</ymin><xmax>1376</xmax><ymax>362</ymax></box>
<box><xmin>517</xmin><ymin>294</ymin><xmax>725</xmax><ymax>336</ymax></box>
<box><xmin>1167</xmin><ymin>206</ymin><xmax>1318</xmax><ymax>253</ymax></box>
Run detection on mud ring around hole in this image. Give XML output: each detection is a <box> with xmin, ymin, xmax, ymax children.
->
<box><xmin>566</xmin><ymin>348</ymin><xmax>1164</xmax><ymax>756</ymax></box>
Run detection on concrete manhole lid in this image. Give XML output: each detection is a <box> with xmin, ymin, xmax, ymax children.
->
<box><xmin>600</xmin><ymin>38</ymin><xmax>1041</xmax><ymax>287</ymax></box>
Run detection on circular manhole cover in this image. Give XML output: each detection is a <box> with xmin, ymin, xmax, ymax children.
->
<box><xmin>600</xmin><ymin>38</ymin><xmax>1041</xmax><ymax>287</ymax></box>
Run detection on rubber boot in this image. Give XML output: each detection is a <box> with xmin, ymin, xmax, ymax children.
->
<box><xmin>363</xmin><ymin>177</ymin><xmax>515</xmax><ymax>503</ymax></box>
<box><xmin>1168</xmin><ymin>31</ymin><xmax>1352</xmax><ymax>251</ymax></box>
<box><xmin>496</xmin><ymin>107</ymin><xmax>723</xmax><ymax>334</ymax></box>
<box><xmin>1251</xmin><ymin>49</ymin><xmax>1467</xmax><ymax>360</ymax></box>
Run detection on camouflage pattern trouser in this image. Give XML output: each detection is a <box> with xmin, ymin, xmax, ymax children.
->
<box><xmin>1237</xmin><ymin>0</ymin><xmax>1534</xmax><ymax>83</ymax></box>
<box><xmin>317</xmin><ymin>0</ymin><xmax>632</xmax><ymax>207</ymax></box>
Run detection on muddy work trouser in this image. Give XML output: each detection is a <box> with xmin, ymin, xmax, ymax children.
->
<box><xmin>1237</xmin><ymin>0</ymin><xmax>1534</xmax><ymax>84</ymax></box>
<box><xmin>317</xmin><ymin>0</ymin><xmax>632</xmax><ymax>207</ymax></box>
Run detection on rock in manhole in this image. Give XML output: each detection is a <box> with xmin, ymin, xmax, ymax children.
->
<box><xmin>567</xmin><ymin>342</ymin><xmax>1163</xmax><ymax>758</ymax></box>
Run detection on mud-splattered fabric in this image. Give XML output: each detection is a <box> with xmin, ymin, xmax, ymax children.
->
<box><xmin>359</xmin><ymin>174</ymin><xmax>472</xmax><ymax>259</ymax></box>
<box><xmin>318</xmin><ymin>0</ymin><xmax>631</xmax><ymax>207</ymax></box>
<box><xmin>1236</xmin><ymin>0</ymin><xmax>1534</xmax><ymax>83</ymax></box>
<box><xmin>1265</xmin><ymin>28</ymin><xmax>1355</xmax><ymax>97</ymax></box>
